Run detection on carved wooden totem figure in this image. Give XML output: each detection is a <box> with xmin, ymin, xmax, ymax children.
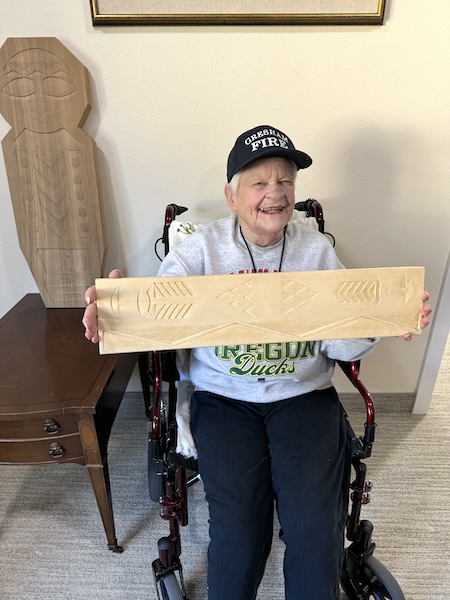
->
<box><xmin>0</xmin><ymin>37</ymin><xmax>106</xmax><ymax>307</ymax></box>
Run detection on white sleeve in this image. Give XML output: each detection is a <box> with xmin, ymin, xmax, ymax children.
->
<box><xmin>175</xmin><ymin>349</ymin><xmax>197</xmax><ymax>459</ymax></box>
<box><xmin>320</xmin><ymin>337</ymin><xmax>380</xmax><ymax>362</ymax></box>
<box><xmin>176</xmin><ymin>349</ymin><xmax>191</xmax><ymax>381</ymax></box>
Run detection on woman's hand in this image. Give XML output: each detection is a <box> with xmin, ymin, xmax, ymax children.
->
<box><xmin>82</xmin><ymin>269</ymin><xmax>123</xmax><ymax>343</ymax></box>
<box><xmin>400</xmin><ymin>291</ymin><xmax>432</xmax><ymax>341</ymax></box>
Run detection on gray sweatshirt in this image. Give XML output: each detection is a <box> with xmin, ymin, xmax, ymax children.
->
<box><xmin>157</xmin><ymin>214</ymin><xmax>378</xmax><ymax>403</ymax></box>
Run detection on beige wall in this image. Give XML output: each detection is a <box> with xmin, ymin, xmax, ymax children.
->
<box><xmin>0</xmin><ymin>0</ymin><xmax>449</xmax><ymax>394</ymax></box>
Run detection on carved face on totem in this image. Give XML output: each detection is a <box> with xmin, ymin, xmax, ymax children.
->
<box><xmin>0</xmin><ymin>39</ymin><xmax>90</xmax><ymax>133</ymax></box>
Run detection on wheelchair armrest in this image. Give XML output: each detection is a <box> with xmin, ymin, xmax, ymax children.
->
<box><xmin>337</xmin><ymin>360</ymin><xmax>376</xmax><ymax>457</ymax></box>
<box><xmin>150</xmin><ymin>350</ymin><xmax>180</xmax><ymax>444</ymax></box>
<box><xmin>150</xmin><ymin>351</ymin><xmax>163</xmax><ymax>440</ymax></box>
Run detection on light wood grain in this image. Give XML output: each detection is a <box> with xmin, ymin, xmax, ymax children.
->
<box><xmin>0</xmin><ymin>38</ymin><xmax>107</xmax><ymax>307</ymax></box>
<box><xmin>96</xmin><ymin>267</ymin><xmax>424</xmax><ymax>354</ymax></box>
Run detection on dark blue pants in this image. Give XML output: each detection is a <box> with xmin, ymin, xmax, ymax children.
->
<box><xmin>190</xmin><ymin>387</ymin><xmax>350</xmax><ymax>600</ymax></box>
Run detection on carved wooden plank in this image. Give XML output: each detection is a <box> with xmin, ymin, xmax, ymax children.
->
<box><xmin>96</xmin><ymin>267</ymin><xmax>424</xmax><ymax>354</ymax></box>
<box><xmin>0</xmin><ymin>38</ymin><xmax>106</xmax><ymax>307</ymax></box>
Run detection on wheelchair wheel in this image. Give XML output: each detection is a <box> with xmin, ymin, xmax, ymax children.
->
<box><xmin>159</xmin><ymin>572</ymin><xmax>185</xmax><ymax>600</ymax></box>
<box><xmin>341</xmin><ymin>551</ymin><xmax>405</xmax><ymax>600</ymax></box>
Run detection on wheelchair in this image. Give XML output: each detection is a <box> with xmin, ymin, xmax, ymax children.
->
<box><xmin>147</xmin><ymin>201</ymin><xmax>406</xmax><ymax>600</ymax></box>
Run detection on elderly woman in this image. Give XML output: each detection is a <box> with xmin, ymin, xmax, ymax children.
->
<box><xmin>83</xmin><ymin>125</ymin><xmax>431</xmax><ymax>600</ymax></box>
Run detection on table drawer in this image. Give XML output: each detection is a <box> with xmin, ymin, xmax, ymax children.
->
<box><xmin>0</xmin><ymin>413</ymin><xmax>78</xmax><ymax>440</ymax></box>
<box><xmin>0</xmin><ymin>434</ymin><xmax>84</xmax><ymax>464</ymax></box>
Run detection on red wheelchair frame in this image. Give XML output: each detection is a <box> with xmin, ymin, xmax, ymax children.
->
<box><xmin>148</xmin><ymin>201</ymin><xmax>405</xmax><ymax>600</ymax></box>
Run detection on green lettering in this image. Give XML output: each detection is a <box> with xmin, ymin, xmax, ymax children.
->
<box><xmin>300</xmin><ymin>341</ymin><xmax>316</xmax><ymax>359</ymax></box>
<box><xmin>229</xmin><ymin>353</ymin><xmax>257</xmax><ymax>375</ymax></box>
<box><xmin>217</xmin><ymin>345</ymin><xmax>242</xmax><ymax>360</ymax></box>
<box><xmin>264</xmin><ymin>343</ymin><xmax>282</xmax><ymax>361</ymax></box>
<box><xmin>274</xmin><ymin>358</ymin><xmax>296</xmax><ymax>375</ymax></box>
<box><xmin>245</xmin><ymin>344</ymin><xmax>264</xmax><ymax>361</ymax></box>
<box><xmin>285</xmin><ymin>342</ymin><xmax>301</xmax><ymax>359</ymax></box>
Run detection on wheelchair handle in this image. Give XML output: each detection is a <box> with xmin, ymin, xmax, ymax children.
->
<box><xmin>163</xmin><ymin>204</ymin><xmax>189</xmax><ymax>255</ymax></box>
<box><xmin>164</xmin><ymin>204</ymin><xmax>188</xmax><ymax>226</ymax></box>
<box><xmin>294</xmin><ymin>199</ymin><xmax>324</xmax><ymax>233</ymax></box>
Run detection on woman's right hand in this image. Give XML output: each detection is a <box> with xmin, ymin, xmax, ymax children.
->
<box><xmin>82</xmin><ymin>269</ymin><xmax>123</xmax><ymax>343</ymax></box>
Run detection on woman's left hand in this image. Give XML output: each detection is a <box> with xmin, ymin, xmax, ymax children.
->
<box><xmin>400</xmin><ymin>291</ymin><xmax>432</xmax><ymax>341</ymax></box>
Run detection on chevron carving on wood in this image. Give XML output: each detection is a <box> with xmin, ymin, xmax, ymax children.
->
<box><xmin>96</xmin><ymin>266</ymin><xmax>425</xmax><ymax>355</ymax></box>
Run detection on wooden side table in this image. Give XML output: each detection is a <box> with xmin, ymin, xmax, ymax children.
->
<box><xmin>0</xmin><ymin>294</ymin><xmax>149</xmax><ymax>552</ymax></box>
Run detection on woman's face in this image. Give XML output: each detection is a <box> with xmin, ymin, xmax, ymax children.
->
<box><xmin>225</xmin><ymin>157</ymin><xmax>297</xmax><ymax>247</ymax></box>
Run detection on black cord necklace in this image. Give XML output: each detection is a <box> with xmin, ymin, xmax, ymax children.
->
<box><xmin>239</xmin><ymin>225</ymin><xmax>287</xmax><ymax>273</ymax></box>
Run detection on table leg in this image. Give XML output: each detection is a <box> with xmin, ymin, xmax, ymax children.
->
<box><xmin>86</xmin><ymin>460</ymin><xmax>123</xmax><ymax>553</ymax></box>
<box><xmin>78</xmin><ymin>414</ymin><xmax>123</xmax><ymax>552</ymax></box>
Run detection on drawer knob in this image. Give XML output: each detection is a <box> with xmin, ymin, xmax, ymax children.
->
<box><xmin>48</xmin><ymin>442</ymin><xmax>66</xmax><ymax>459</ymax></box>
<box><xmin>43</xmin><ymin>418</ymin><xmax>60</xmax><ymax>435</ymax></box>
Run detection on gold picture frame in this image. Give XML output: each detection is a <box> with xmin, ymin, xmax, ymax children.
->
<box><xmin>90</xmin><ymin>0</ymin><xmax>386</xmax><ymax>26</ymax></box>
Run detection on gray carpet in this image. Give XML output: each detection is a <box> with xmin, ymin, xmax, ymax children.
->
<box><xmin>1</xmin><ymin>338</ymin><xmax>449</xmax><ymax>599</ymax></box>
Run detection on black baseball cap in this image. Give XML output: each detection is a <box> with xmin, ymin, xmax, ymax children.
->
<box><xmin>227</xmin><ymin>125</ymin><xmax>312</xmax><ymax>182</ymax></box>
